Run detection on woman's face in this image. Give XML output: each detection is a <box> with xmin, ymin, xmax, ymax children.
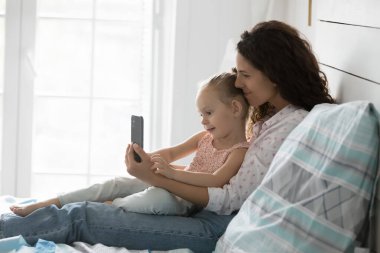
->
<box><xmin>235</xmin><ymin>53</ymin><xmax>283</xmax><ymax>109</ymax></box>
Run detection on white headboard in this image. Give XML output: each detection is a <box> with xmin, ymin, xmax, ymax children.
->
<box><xmin>315</xmin><ymin>0</ymin><xmax>380</xmax><ymax>251</ymax></box>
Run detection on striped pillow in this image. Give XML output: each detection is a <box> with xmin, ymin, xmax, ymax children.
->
<box><xmin>215</xmin><ymin>101</ymin><xmax>380</xmax><ymax>253</ymax></box>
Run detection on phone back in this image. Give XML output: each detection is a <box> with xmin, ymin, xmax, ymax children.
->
<box><xmin>131</xmin><ymin>115</ymin><xmax>144</xmax><ymax>148</ymax></box>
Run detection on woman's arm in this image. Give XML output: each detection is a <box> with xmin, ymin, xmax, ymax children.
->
<box><xmin>152</xmin><ymin>148</ymin><xmax>247</xmax><ymax>187</ymax></box>
<box><xmin>153</xmin><ymin>175</ymin><xmax>210</xmax><ymax>206</ymax></box>
<box><xmin>126</xmin><ymin>144</ymin><xmax>209</xmax><ymax>206</ymax></box>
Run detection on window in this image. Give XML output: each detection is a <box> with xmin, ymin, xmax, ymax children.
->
<box><xmin>1</xmin><ymin>0</ymin><xmax>158</xmax><ymax>198</ymax></box>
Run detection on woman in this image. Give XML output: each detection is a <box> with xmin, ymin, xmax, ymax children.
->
<box><xmin>0</xmin><ymin>21</ymin><xmax>334</xmax><ymax>253</ymax></box>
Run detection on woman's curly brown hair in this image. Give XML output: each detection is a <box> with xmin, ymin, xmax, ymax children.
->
<box><xmin>237</xmin><ymin>20</ymin><xmax>335</xmax><ymax>129</ymax></box>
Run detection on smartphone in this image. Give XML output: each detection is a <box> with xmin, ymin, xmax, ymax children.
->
<box><xmin>131</xmin><ymin>115</ymin><xmax>144</xmax><ymax>162</ymax></box>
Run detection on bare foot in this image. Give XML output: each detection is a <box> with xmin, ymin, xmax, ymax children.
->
<box><xmin>104</xmin><ymin>200</ymin><xmax>113</xmax><ymax>205</ymax></box>
<box><xmin>10</xmin><ymin>198</ymin><xmax>61</xmax><ymax>217</ymax></box>
<box><xmin>10</xmin><ymin>203</ymin><xmax>43</xmax><ymax>217</ymax></box>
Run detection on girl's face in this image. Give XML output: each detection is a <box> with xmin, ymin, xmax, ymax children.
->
<box><xmin>235</xmin><ymin>53</ymin><xmax>285</xmax><ymax>109</ymax></box>
<box><xmin>196</xmin><ymin>87</ymin><xmax>237</xmax><ymax>140</ymax></box>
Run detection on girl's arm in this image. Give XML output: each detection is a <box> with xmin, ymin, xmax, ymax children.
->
<box><xmin>171</xmin><ymin>165</ymin><xmax>187</xmax><ymax>170</ymax></box>
<box><xmin>126</xmin><ymin>144</ymin><xmax>209</xmax><ymax>207</ymax></box>
<box><xmin>152</xmin><ymin>148</ymin><xmax>247</xmax><ymax>187</ymax></box>
<box><xmin>148</xmin><ymin>131</ymin><xmax>206</xmax><ymax>163</ymax></box>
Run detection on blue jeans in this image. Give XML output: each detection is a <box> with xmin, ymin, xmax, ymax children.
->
<box><xmin>0</xmin><ymin>202</ymin><xmax>235</xmax><ymax>252</ymax></box>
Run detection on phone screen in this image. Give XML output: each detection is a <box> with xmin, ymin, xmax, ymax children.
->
<box><xmin>131</xmin><ymin>115</ymin><xmax>144</xmax><ymax>162</ymax></box>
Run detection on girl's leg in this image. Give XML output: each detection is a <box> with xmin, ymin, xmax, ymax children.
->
<box><xmin>59</xmin><ymin>177</ymin><xmax>149</xmax><ymax>205</ymax></box>
<box><xmin>10</xmin><ymin>198</ymin><xmax>61</xmax><ymax>217</ymax></box>
<box><xmin>112</xmin><ymin>186</ymin><xmax>194</xmax><ymax>216</ymax></box>
<box><xmin>10</xmin><ymin>177</ymin><xmax>148</xmax><ymax>217</ymax></box>
<box><xmin>1</xmin><ymin>202</ymin><xmax>235</xmax><ymax>253</ymax></box>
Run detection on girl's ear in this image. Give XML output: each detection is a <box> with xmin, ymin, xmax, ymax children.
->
<box><xmin>231</xmin><ymin>99</ymin><xmax>243</xmax><ymax>117</ymax></box>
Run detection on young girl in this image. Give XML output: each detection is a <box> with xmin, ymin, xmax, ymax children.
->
<box><xmin>10</xmin><ymin>71</ymin><xmax>250</xmax><ymax>217</ymax></box>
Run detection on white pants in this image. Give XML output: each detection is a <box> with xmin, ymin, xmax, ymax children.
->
<box><xmin>58</xmin><ymin>177</ymin><xmax>195</xmax><ymax>216</ymax></box>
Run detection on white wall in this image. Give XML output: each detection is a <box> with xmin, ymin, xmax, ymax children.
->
<box><xmin>283</xmin><ymin>0</ymin><xmax>317</xmax><ymax>44</ymax></box>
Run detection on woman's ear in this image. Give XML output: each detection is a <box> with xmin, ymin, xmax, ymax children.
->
<box><xmin>231</xmin><ymin>99</ymin><xmax>243</xmax><ymax>117</ymax></box>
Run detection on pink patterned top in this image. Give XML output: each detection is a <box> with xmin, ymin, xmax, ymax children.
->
<box><xmin>184</xmin><ymin>133</ymin><xmax>249</xmax><ymax>173</ymax></box>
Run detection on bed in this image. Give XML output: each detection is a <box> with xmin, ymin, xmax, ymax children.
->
<box><xmin>1</xmin><ymin>87</ymin><xmax>379</xmax><ymax>252</ymax></box>
<box><xmin>1</xmin><ymin>99</ymin><xmax>378</xmax><ymax>253</ymax></box>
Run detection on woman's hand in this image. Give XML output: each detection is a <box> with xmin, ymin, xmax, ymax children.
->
<box><xmin>125</xmin><ymin>143</ymin><xmax>157</xmax><ymax>184</ymax></box>
<box><xmin>150</xmin><ymin>154</ymin><xmax>177</xmax><ymax>179</ymax></box>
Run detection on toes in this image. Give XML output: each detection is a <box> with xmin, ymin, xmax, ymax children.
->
<box><xmin>9</xmin><ymin>206</ymin><xmax>25</xmax><ymax>215</ymax></box>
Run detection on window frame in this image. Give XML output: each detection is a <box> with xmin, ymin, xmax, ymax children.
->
<box><xmin>2</xmin><ymin>0</ymin><xmax>36</xmax><ymax>196</ymax></box>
